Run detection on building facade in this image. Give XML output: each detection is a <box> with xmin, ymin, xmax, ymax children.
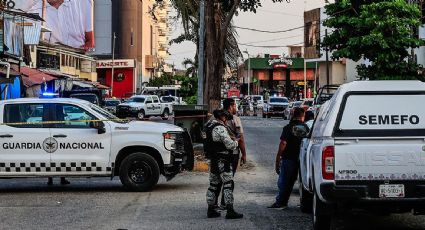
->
<box><xmin>93</xmin><ymin>0</ymin><xmax>171</xmax><ymax>98</ymax></box>
<box><xmin>238</xmin><ymin>56</ymin><xmax>317</xmax><ymax>100</ymax></box>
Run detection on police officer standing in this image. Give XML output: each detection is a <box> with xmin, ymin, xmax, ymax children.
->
<box><xmin>205</xmin><ymin>109</ymin><xmax>244</xmax><ymax>219</ymax></box>
<box><xmin>269</xmin><ymin>107</ymin><xmax>305</xmax><ymax>209</ymax></box>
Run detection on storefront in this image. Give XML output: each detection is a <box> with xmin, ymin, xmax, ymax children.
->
<box><xmin>96</xmin><ymin>59</ymin><xmax>137</xmax><ymax>98</ymax></box>
<box><xmin>243</xmin><ymin>56</ymin><xmax>317</xmax><ymax>100</ymax></box>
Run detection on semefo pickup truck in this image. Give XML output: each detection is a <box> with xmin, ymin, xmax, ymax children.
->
<box><xmin>297</xmin><ymin>81</ymin><xmax>425</xmax><ymax>230</ymax></box>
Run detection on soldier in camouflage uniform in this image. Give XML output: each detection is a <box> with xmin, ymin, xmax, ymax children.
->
<box><xmin>205</xmin><ymin>109</ymin><xmax>243</xmax><ymax>219</ymax></box>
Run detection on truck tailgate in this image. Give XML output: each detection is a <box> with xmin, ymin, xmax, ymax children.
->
<box><xmin>335</xmin><ymin>138</ymin><xmax>425</xmax><ymax>181</ymax></box>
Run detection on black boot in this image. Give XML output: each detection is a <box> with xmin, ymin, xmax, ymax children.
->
<box><xmin>207</xmin><ymin>205</ymin><xmax>221</xmax><ymax>218</ymax></box>
<box><xmin>225</xmin><ymin>205</ymin><xmax>243</xmax><ymax>219</ymax></box>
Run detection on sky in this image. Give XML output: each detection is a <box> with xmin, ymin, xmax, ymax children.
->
<box><xmin>167</xmin><ymin>0</ymin><xmax>332</xmax><ymax>69</ymax></box>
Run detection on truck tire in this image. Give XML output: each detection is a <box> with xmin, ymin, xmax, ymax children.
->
<box><xmin>313</xmin><ymin>191</ymin><xmax>332</xmax><ymax>230</ymax></box>
<box><xmin>119</xmin><ymin>152</ymin><xmax>160</xmax><ymax>192</ymax></box>
<box><xmin>162</xmin><ymin>109</ymin><xmax>170</xmax><ymax>120</ymax></box>
<box><xmin>299</xmin><ymin>175</ymin><xmax>313</xmax><ymax>213</ymax></box>
<box><xmin>262</xmin><ymin>113</ymin><xmax>266</xmax><ymax>118</ymax></box>
<box><xmin>137</xmin><ymin>110</ymin><xmax>145</xmax><ymax>120</ymax></box>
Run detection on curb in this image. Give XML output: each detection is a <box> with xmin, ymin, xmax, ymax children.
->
<box><xmin>193</xmin><ymin>161</ymin><xmax>209</xmax><ymax>172</ymax></box>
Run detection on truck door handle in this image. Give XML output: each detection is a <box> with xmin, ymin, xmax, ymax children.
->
<box><xmin>0</xmin><ymin>134</ymin><xmax>13</xmax><ymax>138</ymax></box>
<box><xmin>53</xmin><ymin>134</ymin><xmax>67</xmax><ymax>138</ymax></box>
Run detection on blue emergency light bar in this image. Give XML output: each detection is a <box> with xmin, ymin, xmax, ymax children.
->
<box><xmin>40</xmin><ymin>92</ymin><xmax>59</xmax><ymax>98</ymax></box>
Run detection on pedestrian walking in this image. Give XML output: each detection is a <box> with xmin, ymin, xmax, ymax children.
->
<box><xmin>269</xmin><ymin>107</ymin><xmax>306</xmax><ymax>209</ymax></box>
<box><xmin>205</xmin><ymin>109</ymin><xmax>244</xmax><ymax>219</ymax></box>
<box><xmin>215</xmin><ymin>98</ymin><xmax>247</xmax><ymax>209</ymax></box>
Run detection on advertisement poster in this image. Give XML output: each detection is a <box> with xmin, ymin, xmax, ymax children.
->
<box><xmin>13</xmin><ymin>0</ymin><xmax>95</xmax><ymax>50</ymax></box>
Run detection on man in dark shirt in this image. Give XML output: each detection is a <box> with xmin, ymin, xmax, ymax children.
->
<box><xmin>269</xmin><ymin>107</ymin><xmax>305</xmax><ymax>209</ymax></box>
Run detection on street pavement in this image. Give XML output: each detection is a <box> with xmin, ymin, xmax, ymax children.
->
<box><xmin>0</xmin><ymin>117</ymin><xmax>424</xmax><ymax>229</ymax></box>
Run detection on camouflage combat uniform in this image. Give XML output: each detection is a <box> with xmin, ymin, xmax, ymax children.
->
<box><xmin>206</xmin><ymin>119</ymin><xmax>239</xmax><ymax>207</ymax></box>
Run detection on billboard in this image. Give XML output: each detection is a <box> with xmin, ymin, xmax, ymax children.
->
<box><xmin>13</xmin><ymin>0</ymin><xmax>95</xmax><ymax>50</ymax></box>
<box><xmin>304</xmin><ymin>8</ymin><xmax>321</xmax><ymax>59</ymax></box>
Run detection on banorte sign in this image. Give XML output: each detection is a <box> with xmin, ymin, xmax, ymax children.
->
<box><xmin>96</xmin><ymin>59</ymin><xmax>135</xmax><ymax>69</ymax></box>
<box><xmin>268</xmin><ymin>57</ymin><xmax>293</xmax><ymax>69</ymax></box>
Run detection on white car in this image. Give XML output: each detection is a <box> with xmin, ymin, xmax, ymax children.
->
<box><xmin>160</xmin><ymin>96</ymin><xmax>187</xmax><ymax>105</ymax></box>
<box><xmin>116</xmin><ymin>95</ymin><xmax>173</xmax><ymax>120</ymax></box>
<box><xmin>262</xmin><ymin>97</ymin><xmax>289</xmax><ymax>118</ymax></box>
<box><xmin>298</xmin><ymin>81</ymin><xmax>425</xmax><ymax>230</ymax></box>
<box><xmin>251</xmin><ymin>95</ymin><xmax>264</xmax><ymax>109</ymax></box>
<box><xmin>0</xmin><ymin>98</ymin><xmax>194</xmax><ymax>191</ymax></box>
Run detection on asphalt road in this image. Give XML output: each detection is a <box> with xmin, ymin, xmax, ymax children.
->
<box><xmin>0</xmin><ymin>117</ymin><xmax>424</xmax><ymax>230</ymax></box>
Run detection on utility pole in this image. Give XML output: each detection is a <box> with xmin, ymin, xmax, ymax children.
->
<box><xmin>243</xmin><ymin>50</ymin><xmax>250</xmax><ymax>97</ymax></box>
<box><xmin>325</xmin><ymin>29</ymin><xmax>330</xmax><ymax>91</ymax></box>
<box><xmin>111</xmin><ymin>32</ymin><xmax>116</xmax><ymax>97</ymax></box>
<box><xmin>197</xmin><ymin>0</ymin><xmax>205</xmax><ymax>105</ymax></box>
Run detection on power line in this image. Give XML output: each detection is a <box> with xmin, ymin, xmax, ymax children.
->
<box><xmin>238</xmin><ymin>41</ymin><xmax>304</xmax><ymax>48</ymax></box>
<box><xmin>256</xmin><ymin>9</ymin><xmax>303</xmax><ymax>17</ymax></box>
<box><xmin>234</xmin><ymin>25</ymin><xmax>305</xmax><ymax>34</ymax></box>
<box><xmin>242</xmin><ymin>34</ymin><xmax>303</xmax><ymax>44</ymax></box>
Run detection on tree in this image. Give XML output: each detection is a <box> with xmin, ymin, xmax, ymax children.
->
<box><xmin>182</xmin><ymin>58</ymin><xmax>197</xmax><ymax>77</ymax></box>
<box><xmin>165</xmin><ymin>0</ymin><xmax>288</xmax><ymax>111</ymax></box>
<box><xmin>147</xmin><ymin>73</ymin><xmax>173</xmax><ymax>87</ymax></box>
<box><xmin>323</xmin><ymin>0</ymin><xmax>425</xmax><ymax>80</ymax></box>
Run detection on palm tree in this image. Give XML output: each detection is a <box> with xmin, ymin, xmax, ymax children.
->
<box><xmin>182</xmin><ymin>58</ymin><xmax>197</xmax><ymax>77</ymax></box>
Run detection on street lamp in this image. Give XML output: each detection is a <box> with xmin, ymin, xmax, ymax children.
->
<box><xmin>243</xmin><ymin>50</ymin><xmax>250</xmax><ymax>97</ymax></box>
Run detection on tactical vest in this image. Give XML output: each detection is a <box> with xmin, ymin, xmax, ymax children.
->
<box><xmin>204</xmin><ymin>122</ymin><xmax>228</xmax><ymax>159</ymax></box>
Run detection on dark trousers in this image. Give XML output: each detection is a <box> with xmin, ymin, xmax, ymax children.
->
<box><xmin>216</xmin><ymin>155</ymin><xmax>239</xmax><ymax>206</ymax></box>
<box><xmin>276</xmin><ymin>159</ymin><xmax>299</xmax><ymax>206</ymax></box>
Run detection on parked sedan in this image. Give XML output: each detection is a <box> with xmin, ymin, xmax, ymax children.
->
<box><xmin>284</xmin><ymin>101</ymin><xmax>302</xmax><ymax>120</ymax></box>
<box><xmin>262</xmin><ymin>96</ymin><xmax>289</xmax><ymax>118</ymax></box>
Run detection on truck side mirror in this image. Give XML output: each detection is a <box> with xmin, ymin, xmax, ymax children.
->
<box><xmin>293</xmin><ymin>125</ymin><xmax>309</xmax><ymax>138</ymax></box>
<box><xmin>90</xmin><ymin>121</ymin><xmax>106</xmax><ymax>134</ymax></box>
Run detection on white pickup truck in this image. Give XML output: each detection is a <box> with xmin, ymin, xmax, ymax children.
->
<box><xmin>116</xmin><ymin>95</ymin><xmax>173</xmax><ymax>120</ymax></box>
<box><xmin>298</xmin><ymin>81</ymin><xmax>425</xmax><ymax>230</ymax></box>
<box><xmin>0</xmin><ymin>98</ymin><xmax>193</xmax><ymax>191</ymax></box>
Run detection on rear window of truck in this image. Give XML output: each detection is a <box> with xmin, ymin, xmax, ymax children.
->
<box><xmin>334</xmin><ymin>92</ymin><xmax>425</xmax><ymax>137</ymax></box>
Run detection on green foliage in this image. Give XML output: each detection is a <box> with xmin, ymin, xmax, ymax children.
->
<box><xmin>147</xmin><ymin>74</ymin><xmax>174</xmax><ymax>87</ymax></box>
<box><xmin>174</xmin><ymin>74</ymin><xmax>198</xmax><ymax>103</ymax></box>
<box><xmin>323</xmin><ymin>0</ymin><xmax>425</xmax><ymax>80</ymax></box>
<box><xmin>148</xmin><ymin>73</ymin><xmax>198</xmax><ymax>104</ymax></box>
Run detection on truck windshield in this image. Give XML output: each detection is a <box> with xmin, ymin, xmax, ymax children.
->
<box><xmin>270</xmin><ymin>98</ymin><xmax>288</xmax><ymax>103</ymax></box>
<box><xmin>127</xmin><ymin>97</ymin><xmax>145</xmax><ymax>103</ymax></box>
<box><xmin>105</xmin><ymin>100</ymin><xmax>120</xmax><ymax>106</ymax></box>
<box><xmin>253</xmin><ymin>96</ymin><xmax>262</xmax><ymax>102</ymax></box>
<box><xmin>90</xmin><ymin>104</ymin><xmax>127</xmax><ymax>123</ymax></box>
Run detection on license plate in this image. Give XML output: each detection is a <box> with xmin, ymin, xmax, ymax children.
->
<box><xmin>379</xmin><ymin>184</ymin><xmax>405</xmax><ymax>198</ymax></box>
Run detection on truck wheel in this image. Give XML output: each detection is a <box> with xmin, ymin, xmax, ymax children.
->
<box><xmin>262</xmin><ymin>113</ymin><xmax>266</xmax><ymax>118</ymax></box>
<box><xmin>162</xmin><ymin>109</ymin><xmax>170</xmax><ymax>120</ymax></box>
<box><xmin>313</xmin><ymin>191</ymin><xmax>332</xmax><ymax>230</ymax></box>
<box><xmin>119</xmin><ymin>152</ymin><xmax>160</xmax><ymax>192</ymax></box>
<box><xmin>299</xmin><ymin>176</ymin><xmax>313</xmax><ymax>213</ymax></box>
<box><xmin>137</xmin><ymin>110</ymin><xmax>145</xmax><ymax>120</ymax></box>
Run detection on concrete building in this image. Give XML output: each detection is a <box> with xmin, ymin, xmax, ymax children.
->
<box><xmin>93</xmin><ymin>0</ymin><xmax>171</xmax><ymax>98</ymax></box>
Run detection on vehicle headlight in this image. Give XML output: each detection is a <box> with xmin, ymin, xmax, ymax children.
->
<box><xmin>163</xmin><ymin>132</ymin><xmax>177</xmax><ymax>151</ymax></box>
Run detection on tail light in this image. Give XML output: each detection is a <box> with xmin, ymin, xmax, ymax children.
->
<box><xmin>322</xmin><ymin>146</ymin><xmax>335</xmax><ymax>180</ymax></box>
